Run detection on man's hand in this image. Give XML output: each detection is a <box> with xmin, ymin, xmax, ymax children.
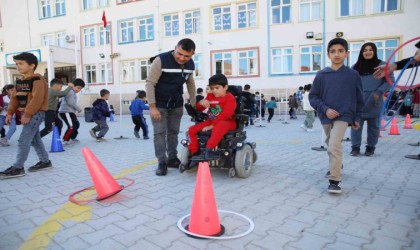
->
<box><xmin>351</xmin><ymin>121</ymin><xmax>360</xmax><ymax>130</ymax></box>
<box><xmin>199</xmin><ymin>100</ymin><xmax>210</xmax><ymax>108</ymax></box>
<box><xmin>202</xmin><ymin>125</ymin><xmax>213</xmax><ymax>132</ymax></box>
<box><xmin>150</xmin><ymin>107</ymin><xmax>161</xmax><ymax>121</ymax></box>
<box><xmin>68</xmin><ymin>83</ymin><xmax>74</xmax><ymax>87</ymax></box>
<box><xmin>5</xmin><ymin>115</ymin><xmax>11</xmax><ymax>125</ymax></box>
<box><xmin>21</xmin><ymin>116</ymin><xmax>31</xmax><ymax>125</ymax></box>
<box><xmin>374</xmin><ymin>63</ymin><xmax>397</xmax><ymax>79</ymax></box>
<box><xmin>326</xmin><ymin>108</ymin><xmax>340</xmax><ymax>119</ymax></box>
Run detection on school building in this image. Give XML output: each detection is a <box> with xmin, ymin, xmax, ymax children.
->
<box><xmin>0</xmin><ymin>0</ymin><xmax>418</xmax><ymax>111</ymax></box>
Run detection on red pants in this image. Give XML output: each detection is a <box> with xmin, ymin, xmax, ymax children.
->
<box><xmin>188</xmin><ymin>120</ymin><xmax>236</xmax><ymax>154</ymax></box>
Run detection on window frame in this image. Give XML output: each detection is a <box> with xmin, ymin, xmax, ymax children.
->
<box><xmin>300</xmin><ymin>44</ymin><xmax>323</xmax><ymax>73</ymax></box>
<box><xmin>119</xmin><ymin>20</ymin><xmax>134</xmax><ymax>43</ymax></box>
<box><xmin>121</xmin><ymin>60</ymin><xmax>136</xmax><ymax>82</ymax></box>
<box><xmin>212</xmin><ymin>5</ymin><xmax>232</xmax><ymax>31</ymax></box>
<box><xmin>83</xmin><ymin>27</ymin><xmax>96</xmax><ymax>47</ymax></box>
<box><xmin>139</xmin><ymin>59</ymin><xmax>151</xmax><ymax>81</ymax></box>
<box><xmin>213</xmin><ymin>52</ymin><xmax>233</xmax><ymax>76</ymax></box>
<box><xmin>138</xmin><ymin>17</ymin><xmax>154</xmax><ymax>41</ymax></box>
<box><xmin>99</xmin><ymin>24</ymin><xmax>111</xmax><ymax>45</ymax></box>
<box><xmin>99</xmin><ymin>62</ymin><xmax>113</xmax><ymax>83</ymax></box>
<box><xmin>184</xmin><ymin>10</ymin><xmax>201</xmax><ymax>34</ymax></box>
<box><xmin>299</xmin><ymin>0</ymin><xmax>321</xmax><ymax>22</ymax></box>
<box><xmin>82</xmin><ymin>0</ymin><xmax>110</xmax><ymax>10</ymax></box>
<box><xmin>238</xmin><ymin>49</ymin><xmax>259</xmax><ymax>76</ymax></box>
<box><xmin>271</xmin><ymin>0</ymin><xmax>292</xmax><ymax>24</ymax></box>
<box><xmin>84</xmin><ymin>64</ymin><xmax>97</xmax><ymax>84</ymax></box>
<box><xmin>372</xmin><ymin>0</ymin><xmax>400</xmax><ymax>14</ymax></box>
<box><xmin>237</xmin><ymin>2</ymin><xmax>257</xmax><ymax>29</ymax></box>
<box><xmin>372</xmin><ymin>38</ymin><xmax>399</xmax><ymax>63</ymax></box>
<box><xmin>271</xmin><ymin>47</ymin><xmax>293</xmax><ymax>74</ymax></box>
<box><xmin>193</xmin><ymin>54</ymin><xmax>202</xmax><ymax>78</ymax></box>
<box><xmin>163</xmin><ymin>13</ymin><xmax>180</xmax><ymax>37</ymax></box>
<box><xmin>40</xmin><ymin>0</ymin><xmax>52</xmax><ymax>19</ymax></box>
<box><xmin>339</xmin><ymin>0</ymin><xmax>365</xmax><ymax>17</ymax></box>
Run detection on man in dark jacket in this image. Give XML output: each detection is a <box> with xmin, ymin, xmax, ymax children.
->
<box><xmin>146</xmin><ymin>39</ymin><xmax>196</xmax><ymax>176</ymax></box>
<box><xmin>90</xmin><ymin>89</ymin><xmax>111</xmax><ymax>142</ymax></box>
<box><xmin>241</xmin><ymin>84</ymin><xmax>256</xmax><ymax>125</ymax></box>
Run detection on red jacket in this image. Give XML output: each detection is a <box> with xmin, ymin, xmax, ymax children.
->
<box><xmin>197</xmin><ymin>92</ymin><xmax>237</xmax><ymax>125</ymax></box>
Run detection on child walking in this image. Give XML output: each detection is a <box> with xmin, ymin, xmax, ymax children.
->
<box><xmin>129</xmin><ymin>90</ymin><xmax>150</xmax><ymax>139</ymax></box>
<box><xmin>40</xmin><ymin>79</ymin><xmax>73</xmax><ymax>137</ymax></box>
<box><xmin>59</xmin><ymin>78</ymin><xmax>85</xmax><ymax>144</ymax></box>
<box><xmin>90</xmin><ymin>89</ymin><xmax>111</xmax><ymax>142</ymax></box>
<box><xmin>309</xmin><ymin>38</ymin><xmax>364</xmax><ymax>194</ymax></box>
<box><xmin>0</xmin><ymin>52</ymin><xmax>51</xmax><ymax>178</ymax></box>
<box><xmin>0</xmin><ymin>84</ymin><xmax>18</xmax><ymax>146</ymax></box>
<box><xmin>302</xmin><ymin>84</ymin><xmax>315</xmax><ymax>132</ymax></box>
<box><xmin>266</xmin><ymin>97</ymin><xmax>277</xmax><ymax>123</ymax></box>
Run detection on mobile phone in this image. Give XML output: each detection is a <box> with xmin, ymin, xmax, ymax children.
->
<box><xmin>415</xmin><ymin>41</ymin><xmax>420</xmax><ymax>49</ymax></box>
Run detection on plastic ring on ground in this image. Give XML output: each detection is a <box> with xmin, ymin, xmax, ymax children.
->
<box><xmin>177</xmin><ymin>210</ymin><xmax>255</xmax><ymax>240</ymax></box>
<box><xmin>69</xmin><ymin>177</ymin><xmax>135</xmax><ymax>205</ymax></box>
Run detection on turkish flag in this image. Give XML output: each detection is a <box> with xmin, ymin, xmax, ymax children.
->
<box><xmin>102</xmin><ymin>11</ymin><xmax>107</xmax><ymax>28</ymax></box>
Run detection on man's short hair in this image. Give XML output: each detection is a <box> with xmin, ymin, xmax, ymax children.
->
<box><xmin>244</xmin><ymin>84</ymin><xmax>251</xmax><ymax>90</ymax></box>
<box><xmin>137</xmin><ymin>90</ymin><xmax>146</xmax><ymax>99</ymax></box>
<box><xmin>100</xmin><ymin>89</ymin><xmax>110</xmax><ymax>97</ymax></box>
<box><xmin>73</xmin><ymin>78</ymin><xmax>86</xmax><ymax>88</ymax></box>
<box><xmin>197</xmin><ymin>88</ymin><xmax>203</xmax><ymax>94</ymax></box>
<box><xmin>50</xmin><ymin>78</ymin><xmax>64</xmax><ymax>87</ymax></box>
<box><xmin>13</xmin><ymin>52</ymin><xmax>38</xmax><ymax>70</ymax></box>
<box><xmin>328</xmin><ymin>38</ymin><xmax>348</xmax><ymax>52</ymax></box>
<box><xmin>209</xmin><ymin>74</ymin><xmax>228</xmax><ymax>87</ymax></box>
<box><xmin>177</xmin><ymin>38</ymin><xmax>196</xmax><ymax>52</ymax></box>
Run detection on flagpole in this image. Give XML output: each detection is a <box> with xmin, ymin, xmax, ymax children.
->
<box><xmin>103</xmin><ymin>11</ymin><xmax>108</xmax><ymax>88</ymax></box>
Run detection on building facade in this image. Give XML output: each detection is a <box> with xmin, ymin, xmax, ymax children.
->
<box><xmin>0</xmin><ymin>0</ymin><xmax>418</xmax><ymax>108</ymax></box>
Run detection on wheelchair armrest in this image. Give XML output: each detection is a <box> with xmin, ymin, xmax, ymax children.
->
<box><xmin>235</xmin><ymin>114</ymin><xmax>249</xmax><ymax>124</ymax></box>
<box><xmin>185</xmin><ymin>103</ymin><xmax>208</xmax><ymax>123</ymax></box>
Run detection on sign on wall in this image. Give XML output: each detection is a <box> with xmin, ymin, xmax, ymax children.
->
<box><xmin>5</xmin><ymin>49</ymin><xmax>42</xmax><ymax>66</ymax></box>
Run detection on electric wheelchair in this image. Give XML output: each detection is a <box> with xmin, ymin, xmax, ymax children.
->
<box><xmin>179</xmin><ymin>85</ymin><xmax>257</xmax><ymax>178</ymax></box>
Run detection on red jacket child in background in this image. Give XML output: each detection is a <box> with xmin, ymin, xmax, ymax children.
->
<box><xmin>188</xmin><ymin>74</ymin><xmax>237</xmax><ymax>160</ymax></box>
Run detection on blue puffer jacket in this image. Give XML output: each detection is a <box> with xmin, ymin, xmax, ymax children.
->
<box><xmin>92</xmin><ymin>99</ymin><xmax>110</xmax><ymax>121</ymax></box>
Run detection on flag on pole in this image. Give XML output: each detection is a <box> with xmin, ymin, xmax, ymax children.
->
<box><xmin>102</xmin><ymin>11</ymin><xmax>107</xmax><ymax>28</ymax></box>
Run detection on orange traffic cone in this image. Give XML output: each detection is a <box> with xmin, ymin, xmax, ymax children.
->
<box><xmin>186</xmin><ymin>162</ymin><xmax>224</xmax><ymax>237</ymax></box>
<box><xmin>403</xmin><ymin>114</ymin><xmax>413</xmax><ymax>129</ymax></box>
<box><xmin>380</xmin><ymin>118</ymin><xmax>386</xmax><ymax>131</ymax></box>
<box><xmin>81</xmin><ymin>147</ymin><xmax>123</xmax><ymax>200</ymax></box>
<box><xmin>389</xmin><ymin>117</ymin><xmax>400</xmax><ymax>135</ymax></box>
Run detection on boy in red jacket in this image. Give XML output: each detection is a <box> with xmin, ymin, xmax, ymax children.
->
<box><xmin>188</xmin><ymin>74</ymin><xmax>237</xmax><ymax>160</ymax></box>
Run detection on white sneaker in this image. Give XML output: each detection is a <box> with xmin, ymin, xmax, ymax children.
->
<box><xmin>306</xmin><ymin>128</ymin><xmax>314</xmax><ymax>132</ymax></box>
<box><xmin>1</xmin><ymin>138</ymin><xmax>10</xmax><ymax>146</ymax></box>
<box><xmin>300</xmin><ymin>124</ymin><xmax>307</xmax><ymax>131</ymax></box>
<box><xmin>70</xmin><ymin>139</ymin><xmax>80</xmax><ymax>144</ymax></box>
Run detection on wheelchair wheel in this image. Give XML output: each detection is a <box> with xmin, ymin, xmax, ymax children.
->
<box><xmin>253</xmin><ymin>150</ymin><xmax>258</xmax><ymax>163</ymax></box>
<box><xmin>179</xmin><ymin>146</ymin><xmax>189</xmax><ymax>173</ymax></box>
<box><xmin>234</xmin><ymin>144</ymin><xmax>253</xmax><ymax>178</ymax></box>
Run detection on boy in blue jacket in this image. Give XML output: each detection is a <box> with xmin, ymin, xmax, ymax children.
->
<box><xmin>89</xmin><ymin>89</ymin><xmax>111</xmax><ymax>142</ymax></box>
<box><xmin>129</xmin><ymin>90</ymin><xmax>150</xmax><ymax>139</ymax></box>
<box><xmin>309</xmin><ymin>38</ymin><xmax>364</xmax><ymax>194</ymax></box>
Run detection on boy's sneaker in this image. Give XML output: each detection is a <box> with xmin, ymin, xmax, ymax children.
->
<box><xmin>144</xmin><ymin>136</ymin><xmax>150</xmax><ymax>140</ymax></box>
<box><xmin>350</xmin><ymin>147</ymin><xmax>360</xmax><ymax>156</ymax></box>
<box><xmin>0</xmin><ymin>167</ymin><xmax>25</xmax><ymax>178</ymax></box>
<box><xmin>96</xmin><ymin>137</ymin><xmax>105</xmax><ymax>142</ymax></box>
<box><xmin>167</xmin><ymin>158</ymin><xmax>181</xmax><ymax>168</ymax></box>
<box><xmin>71</xmin><ymin>139</ymin><xmax>80</xmax><ymax>144</ymax></box>
<box><xmin>89</xmin><ymin>130</ymin><xmax>97</xmax><ymax>139</ymax></box>
<box><xmin>328</xmin><ymin>180</ymin><xmax>342</xmax><ymax>194</ymax></box>
<box><xmin>306</xmin><ymin>128</ymin><xmax>314</xmax><ymax>132</ymax></box>
<box><xmin>63</xmin><ymin>141</ymin><xmax>71</xmax><ymax>146</ymax></box>
<box><xmin>300</xmin><ymin>124</ymin><xmax>307</xmax><ymax>131</ymax></box>
<box><xmin>156</xmin><ymin>163</ymin><xmax>168</xmax><ymax>176</ymax></box>
<box><xmin>28</xmin><ymin>160</ymin><xmax>52</xmax><ymax>172</ymax></box>
<box><xmin>1</xmin><ymin>138</ymin><xmax>10</xmax><ymax>146</ymax></box>
<box><xmin>134</xmin><ymin>130</ymin><xmax>140</xmax><ymax>138</ymax></box>
<box><xmin>365</xmin><ymin>146</ymin><xmax>375</xmax><ymax>157</ymax></box>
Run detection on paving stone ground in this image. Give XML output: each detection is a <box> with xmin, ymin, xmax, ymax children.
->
<box><xmin>0</xmin><ymin>114</ymin><xmax>419</xmax><ymax>250</ymax></box>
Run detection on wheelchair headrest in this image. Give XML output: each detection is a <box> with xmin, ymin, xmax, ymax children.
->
<box><xmin>227</xmin><ymin>85</ymin><xmax>242</xmax><ymax>97</ymax></box>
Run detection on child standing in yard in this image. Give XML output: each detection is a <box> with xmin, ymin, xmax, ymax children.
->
<box><xmin>89</xmin><ymin>89</ymin><xmax>111</xmax><ymax>142</ymax></box>
<box><xmin>59</xmin><ymin>79</ymin><xmax>85</xmax><ymax>144</ymax></box>
<box><xmin>0</xmin><ymin>84</ymin><xmax>18</xmax><ymax>146</ymax></box>
<box><xmin>302</xmin><ymin>84</ymin><xmax>315</xmax><ymax>132</ymax></box>
<box><xmin>129</xmin><ymin>90</ymin><xmax>150</xmax><ymax>139</ymax></box>
<box><xmin>309</xmin><ymin>38</ymin><xmax>364</xmax><ymax>194</ymax></box>
<box><xmin>266</xmin><ymin>97</ymin><xmax>277</xmax><ymax>123</ymax></box>
<box><xmin>0</xmin><ymin>52</ymin><xmax>51</xmax><ymax>178</ymax></box>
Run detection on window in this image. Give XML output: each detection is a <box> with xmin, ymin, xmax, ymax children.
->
<box><xmin>99</xmin><ymin>25</ymin><xmax>111</xmax><ymax>45</ymax></box>
<box><xmin>40</xmin><ymin>0</ymin><xmax>52</xmax><ymax>18</ymax></box>
<box><xmin>238</xmin><ymin>50</ymin><xmax>258</xmax><ymax>75</ymax></box>
<box><xmin>83</xmin><ymin>27</ymin><xmax>96</xmax><ymax>47</ymax></box>
<box><xmin>120</xmin><ymin>21</ymin><xmax>134</xmax><ymax>43</ymax></box>
<box><xmin>139</xmin><ymin>17</ymin><xmax>154</xmax><ymax>40</ymax></box>
<box><xmin>372</xmin><ymin>0</ymin><xmax>399</xmax><ymax>13</ymax></box>
<box><xmin>271</xmin><ymin>47</ymin><xmax>293</xmax><ymax>74</ymax></box>
<box><xmin>139</xmin><ymin>60</ymin><xmax>151</xmax><ymax>81</ymax></box>
<box><xmin>212</xmin><ymin>6</ymin><xmax>231</xmax><ymax>31</ymax></box>
<box><xmin>42</xmin><ymin>33</ymin><xmax>55</xmax><ymax>46</ymax></box>
<box><xmin>56</xmin><ymin>32</ymin><xmax>65</xmax><ymax>47</ymax></box>
<box><xmin>122</xmin><ymin>61</ymin><xmax>136</xmax><ymax>82</ymax></box>
<box><xmin>340</xmin><ymin>0</ymin><xmax>364</xmax><ymax>17</ymax></box>
<box><xmin>193</xmin><ymin>55</ymin><xmax>202</xmax><ymax>77</ymax></box>
<box><xmin>214</xmin><ymin>52</ymin><xmax>232</xmax><ymax>75</ymax></box>
<box><xmin>300</xmin><ymin>0</ymin><xmax>321</xmax><ymax>22</ymax></box>
<box><xmin>163</xmin><ymin>14</ymin><xmax>179</xmax><ymax>36</ymax></box>
<box><xmin>373</xmin><ymin>39</ymin><xmax>399</xmax><ymax>63</ymax></box>
<box><xmin>346</xmin><ymin>42</ymin><xmax>363</xmax><ymax>67</ymax></box>
<box><xmin>99</xmin><ymin>63</ymin><xmax>112</xmax><ymax>83</ymax></box>
<box><xmin>185</xmin><ymin>10</ymin><xmax>200</xmax><ymax>34</ymax></box>
<box><xmin>55</xmin><ymin>0</ymin><xmax>65</xmax><ymax>16</ymax></box>
<box><xmin>272</xmin><ymin>0</ymin><xmax>291</xmax><ymax>24</ymax></box>
<box><xmin>238</xmin><ymin>2</ymin><xmax>257</xmax><ymax>28</ymax></box>
<box><xmin>85</xmin><ymin>65</ymin><xmax>97</xmax><ymax>84</ymax></box>
<box><xmin>300</xmin><ymin>45</ymin><xmax>322</xmax><ymax>72</ymax></box>
<box><xmin>98</xmin><ymin>0</ymin><xmax>109</xmax><ymax>7</ymax></box>
<box><xmin>117</xmin><ymin>0</ymin><xmax>139</xmax><ymax>3</ymax></box>
<box><xmin>82</xmin><ymin>0</ymin><xmax>94</xmax><ymax>10</ymax></box>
